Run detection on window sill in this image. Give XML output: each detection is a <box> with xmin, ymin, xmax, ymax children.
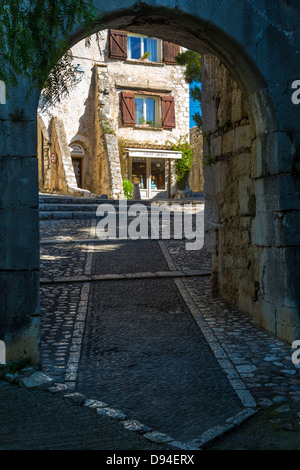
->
<box><xmin>125</xmin><ymin>59</ymin><xmax>164</xmax><ymax>67</ymax></box>
<box><xmin>133</xmin><ymin>126</ymin><xmax>163</xmax><ymax>131</ymax></box>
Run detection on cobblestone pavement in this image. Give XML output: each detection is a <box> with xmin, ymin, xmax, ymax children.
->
<box><xmin>39</xmin><ymin>206</ymin><xmax>300</xmax><ymax>449</ymax></box>
<box><xmin>0</xmin><ymin>381</ymin><xmax>171</xmax><ymax>450</ymax></box>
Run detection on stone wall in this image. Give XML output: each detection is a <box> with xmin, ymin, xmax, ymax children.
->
<box><xmin>202</xmin><ymin>52</ymin><xmax>300</xmax><ymax>343</ymax></box>
<box><xmin>202</xmin><ymin>54</ymin><xmax>258</xmax><ymax>322</ymax></box>
<box><xmin>189</xmin><ymin>127</ymin><xmax>204</xmax><ymax>193</ymax></box>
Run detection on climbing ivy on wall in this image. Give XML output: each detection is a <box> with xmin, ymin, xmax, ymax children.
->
<box><xmin>0</xmin><ymin>0</ymin><xmax>102</xmax><ymax>109</ymax></box>
<box><xmin>169</xmin><ymin>135</ymin><xmax>194</xmax><ymax>190</ymax></box>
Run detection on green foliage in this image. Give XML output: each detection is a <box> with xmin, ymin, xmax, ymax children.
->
<box><xmin>190</xmin><ymin>84</ymin><xmax>202</xmax><ymax>103</ymax></box>
<box><xmin>175</xmin><ymin>50</ymin><xmax>202</xmax><ymax>84</ymax></box>
<box><xmin>142</xmin><ymin>51</ymin><xmax>151</xmax><ymax>60</ymax></box>
<box><xmin>169</xmin><ymin>135</ymin><xmax>194</xmax><ymax>190</ymax></box>
<box><xmin>102</xmin><ymin>117</ymin><xmax>115</xmax><ymax>134</ymax></box>
<box><xmin>193</xmin><ymin>111</ymin><xmax>203</xmax><ymax>129</ymax></box>
<box><xmin>138</xmin><ymin>117</ymin><xmax>156</xmax><ymax>127</ymax></box>
<box><xmin>0</xmin><ymin>0</ymin><xmax>102</xmax><ymax>109</ymax></box>
<box><xmin>203</xmin><ymin>130</ymin><xmax>218</xmax><ymax>166</ymax></box>
<box><xmin>0</xmin><ymin>357</ymin><xmax>32</xmax><ymax>379</ymax></box>
<box><xmin>175</xmin><ymin>50</ymin><xmax>202</xmax><ymax>130</ymax></box>
<box><xmin>220</xmin><ymin>118</ymin><xmax>231</xmax><ymax>132</ymax></box>
<box><xmin>123</xmin><ymin>179</ymin><xmax>133</xmax><ymax>199</ymax></box>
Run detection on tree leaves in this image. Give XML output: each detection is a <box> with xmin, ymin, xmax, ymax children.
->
<box><xmin>175</xmin><ymin>50</ymin><xmax>202</xmax><ymax>130</ymax></box>
<box><xmin>175</xmin><ymin>50</ymin><xmax>202</xmax><ymax>84</ymax></box>
<box><xmin>0</xmin><ymin>0</ymin><xmax>102</xmax><ymax>108</ymax></box>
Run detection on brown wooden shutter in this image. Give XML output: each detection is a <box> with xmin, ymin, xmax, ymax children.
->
<box><xmin>109</xmin><ymin>30</ymin><xmax>127</xmax><ymax>59</ymax></box>
<box><xmin>161</xmin><ymin>96</ymin><xmax>176</xmax><ymax>129</ymax></box>
<box><xmin>163</xmin><ymin>41</ymin><xmax>180</xmax><ymax>64</ymax></box>
<box><xmin>121</xmin><ymin>92</ymin><xmax>136</xmax><ymax>126</ymax></box>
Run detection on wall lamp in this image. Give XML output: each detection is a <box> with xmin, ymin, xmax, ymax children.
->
<box><xmin>74</xmin><ymin>64</ymin><xmax>85</xmax><ymax>83</ymax></box>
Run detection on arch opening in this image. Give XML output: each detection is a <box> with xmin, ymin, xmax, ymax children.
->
<box><xmin>37</xmin><ymin>6</ymin><xmax>278</xmax><ymax>339</ymax></box>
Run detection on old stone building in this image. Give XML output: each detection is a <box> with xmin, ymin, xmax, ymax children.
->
<box><xmin>38</xmin><ymin>30</ymin><xmax>191</xmax><ymax>200</ymax></box>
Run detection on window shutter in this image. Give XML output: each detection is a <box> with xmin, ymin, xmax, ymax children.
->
<box><xmin>161</xmin><ymin>96</ymin><xmax>176</xmax><ymax>129</ymax></box>
<box><xmin>121</xmin><ymin>92</ymin><xmax>136</xmax><ymax>126</ymax></box>
<box><xmin>109</xmin><ymin>30</ymin><xmax>127</xmax><ymax>59</ymax></box>
<box><xmin>163</xmin><ymin>41</ymin><xmax>180</xmax><ymax>64</ymax></box>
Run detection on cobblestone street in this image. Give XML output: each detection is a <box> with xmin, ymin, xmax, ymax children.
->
<box><xmin>39</xmin><ymin>204</ymin><xmax>300</xmax><ymax>449</ymax></box>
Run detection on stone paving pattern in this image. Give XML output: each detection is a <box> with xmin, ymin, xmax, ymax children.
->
<box><xmin>0</xmin><ymin>381</ymin><xmax>170</xmax><ymax>450</ymax></box>
<box><xmin>76</xmin><ymin>278</ymin><xmax>243</xmax><ymax>442</ymax></box>
<box><xmin>39</xmin><ymin>211</ymin><xmax>300</xmax><ymax>447</ymax></box>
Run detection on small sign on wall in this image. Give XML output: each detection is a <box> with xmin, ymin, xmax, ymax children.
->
<box><xmin>70</xmin><ymin>143</ymin><xmax>85</xmax><ymax>156</ymax></box>
<box><xmin>50</xmin><ymin>152</ymin><xmax>57</xmax><ymax>164</ymax></box>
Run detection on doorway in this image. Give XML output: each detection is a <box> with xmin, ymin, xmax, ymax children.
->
<box><xmin>72</xmin><ymin>158</ymin><xmax>82</xmax><ymax>188</ymax></box>
<box><xmin>131</xmin><ymin>156</ymin><xmax>169</xmax><ymax>199</ymax></box>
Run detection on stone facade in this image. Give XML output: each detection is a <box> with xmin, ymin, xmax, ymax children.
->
<box><xmin>38</xmin><ymin>30</ymin><xmax>191</xmax><ymax>199</ymax></box>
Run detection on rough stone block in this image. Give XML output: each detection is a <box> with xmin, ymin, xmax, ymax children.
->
<box><xmin>144</xmin><ymin>431</ymin><xmax>173</xmax><ymax>444</ymax></box>
<box><xmin>123</xmin><ymin>420</ymin><xmax>151</xmax><ymax>433</ymax></box>
<box><xmin>96</xmin><ymin>407</ymin><xmax>127</xmax><ymax>420</ymax></box>
<box><xmin>19</xmin><ymin>372</ymin><xmax>54</xmax><ymax>389</ymax></box>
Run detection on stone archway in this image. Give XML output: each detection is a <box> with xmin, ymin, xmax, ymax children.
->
<box><xmin>1</xmin><ymin>0</ymin><xmax>299</xmax><ymax>363</ymax></box>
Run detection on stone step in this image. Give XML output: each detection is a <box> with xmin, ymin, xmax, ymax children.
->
<box><xmin>39</xmin><ymin>204</ymin><xmax>101</xmax><ymax>212</ymax></box>
<box><xmin>39</xmin><ymin>194</ymin><xmax>205</xmax><ymax>219</ymax></box>
<box><xmin>39</xmin><ymin>195</ymin><xmax>110</xmax><ymax>205</ymax></box>
<box><xmin>40</xmin><ymin>211</ymin><xmax>101</xmax><ymax>220</ymax></box>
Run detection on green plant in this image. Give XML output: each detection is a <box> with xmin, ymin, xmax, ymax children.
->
<box><xmin>0</xmin><ymin>357</ymin><xmax>32</xmax><ymax>379</ymax></box>
<box><xmin>146</xmin><ymin>119</ymin><xmax>156</xmax><ymax>128</ymax></box>
<box><xmin>220</xmin><ymin>119</ymin><xmax>231</xmax><ymax>132</ymax></box>
<box><xmin>0</xmin><ymin>1</ymin><xmax>102</xmax><ymax>109</ymax></box>
<box><xmin>203</xmin><ymin>130</ymin><xmax>218</xmax><ymax>166</ymax></box>
<box><xmin>102</xmin><ymin>118</ymin><xmax>115</xmax><ymax>134</ymax></box>
<box><xmin>175</xmin><ymin>50</ymin><xmax>202</xmax><ymax>130</ymax></box>
<box><xmin>141</xmin><ymin>51</ymin><xmax>151</xmax><ymax>60</ymax></box>
<box><xmin>169</xmin><ymin>135</ymin><xmax>194</xmax><ymax>190</ymax></box>
<box><xmin>138</xmin><ymin>117</ymin><xmax>146</xmax><ymax>125</ymax></box>
<box><xmin>137</xmin><ymin>117</ymin><xmax>156</xmax><ymax>127</ymax></box>
<box><xmin>123</xmin><ymin>179</ymin><xmax>133</xmax><ymax>199</ymax></box>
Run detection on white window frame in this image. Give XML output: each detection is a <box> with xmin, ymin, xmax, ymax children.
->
<box><xmin>134</xmin><ymin>94</ymin><xmax>161</xmax><ymax>127</ymax></box>
<box><xmin>127</xmin><ymin>33</ymin><xmax>162</xmax><ymax>63</ymax></box>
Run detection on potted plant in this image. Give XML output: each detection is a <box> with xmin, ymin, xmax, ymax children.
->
<box><xmin>140</xmin><ymin>51</ymin><xmax>151</xmax><ymax>62</ymax></box>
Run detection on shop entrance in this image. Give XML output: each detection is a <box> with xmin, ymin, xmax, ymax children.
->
<box><xmin>127</xmin><ymin>148</ymin><xmax>182</xmax><ymax>200</ymax></box>
<box><xmin>131</xmin><ymin>157</ymin><xmax>168</xmax><ymax>199</ymax></box>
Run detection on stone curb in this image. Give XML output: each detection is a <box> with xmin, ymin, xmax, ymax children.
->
<box><xmin>40</xmin><ymin>270</ymin><xmax>211</xmax><ymax>285</ymax></box>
